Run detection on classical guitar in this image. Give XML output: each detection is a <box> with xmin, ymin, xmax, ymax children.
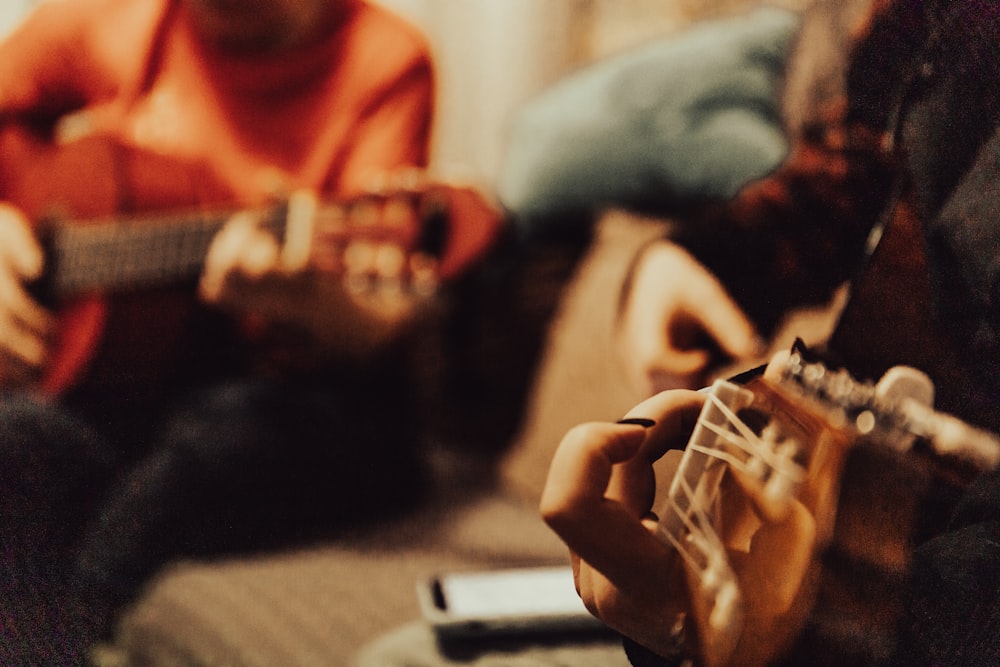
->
<box><xmin>641</xmin><ymin>237</ymin><xmax>999</xmax><ymax>666</ymax></box>
<box><xmin>1</xmin><ymin>131</ymin><xmax>503</xmax><ymax>395</ymax></box>
<box><xmin>654</xmin><ymin>343</ymin><xmax>1000</xmax><ymax>666</ymax></box>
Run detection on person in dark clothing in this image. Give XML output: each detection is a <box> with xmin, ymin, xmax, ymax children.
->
<box><xmin>542</xmin><ymin>0</ymin><xmax>1000</xmax><ymax>665</ymax></box>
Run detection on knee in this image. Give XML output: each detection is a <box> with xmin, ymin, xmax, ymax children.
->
<box><xmin>153</xmin><ymin>381</ymin><xmax>288</xmax><ymax>466</ymax></box>
<box><xmin>0</xmin><ymin>393</ymin><xmax>110</xmax><ymax>471</ymax></box>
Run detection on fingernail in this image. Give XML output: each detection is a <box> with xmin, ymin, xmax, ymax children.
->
<box><xmin>616</xmin><ymin>418</ymin><xmax>655</xmax><ymax>428</ymax></box>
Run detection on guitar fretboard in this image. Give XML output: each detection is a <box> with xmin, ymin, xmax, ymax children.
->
<box><xmin>40</xmin><ymin>204</ymin><xmax>292</xmax><ymax>299</ymax></box>
<box><xmin>47</xmin><ymin>212</ymin><xmax>225</xmax><ymax>296</ymax></box>
<box><xmin>35</xmin><ymin>186</ymin><xmax>456</xmax><ymax>302</ymax></box>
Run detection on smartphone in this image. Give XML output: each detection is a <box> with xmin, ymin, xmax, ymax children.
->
<box><xmin>417</xmin><ymin>565</ymin><xmax>610</xmax><ymax>638</ymax></box>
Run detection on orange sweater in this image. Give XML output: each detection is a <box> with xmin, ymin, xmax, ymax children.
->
<box><xmin>0</xmin><ymin>0</ymin><xmax>437</xmax><ymax>394</ymax></box>
<box><xmin>0</xmin><ymin>0</ymin><xmax>434</xmax><ymax>203</ymax></box>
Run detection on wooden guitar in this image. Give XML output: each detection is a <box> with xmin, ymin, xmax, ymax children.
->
<box><xmin>655</xmin><ymin>343</ymin><xmax>1000</xmax><ymax>666</ymax></box>
<box><xmin>1</xmin><ymin>131</ymin><xmax>503</xmax><ymax>396</ymax></box>
<box><xmin>644</xmin><ymin>64</ymin><xmax>1000</xmax><ymax>658</ymax></box>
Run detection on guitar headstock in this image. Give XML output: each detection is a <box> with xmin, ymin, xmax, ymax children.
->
<box><xmin>772</xmin><ymin>348</ymin><xmax>1000</xmax><ymax>472</ymax></box>
<box><xmin>277</xmin><ymin>174</ymin><xmax>504</xmax><ymax>301</ymax></box>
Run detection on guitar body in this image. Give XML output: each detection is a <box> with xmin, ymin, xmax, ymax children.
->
<box><xmin>2</xmin><ymin>127</ymin><xmax>505</xmax><ymax>397</ymax></box>
<box><xmin>40</xmin><ymin>298</ymin><xmax>107</xmax><ymax>397</ymax></box>
<box><xmin>2</xmin><ymin>128</ymin><xmax>238</xmax><ymax>396</ymax></box>
<box><xmin>783</xmin><ymin>438</ymin><xmax>964</xmax><ymax>666</ymax></box>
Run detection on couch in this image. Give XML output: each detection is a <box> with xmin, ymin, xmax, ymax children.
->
<box><xmin>93</xmin><ymin>207</ymin><xmax>840</xmax><ymax>667</ymax></box>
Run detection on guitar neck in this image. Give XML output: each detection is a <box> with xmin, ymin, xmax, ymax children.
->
<box><xmin>39</xmin><ymin>205</ymin><xmax>282</xmax><ymax>299</ymax></box>
<box><xmin>33</xmin><ymin>182</ymin><xmax>490</xmax><ymax>303</ymax></box>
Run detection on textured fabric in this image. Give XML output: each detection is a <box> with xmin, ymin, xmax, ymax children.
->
<box><xmin>355</xmin><ymin>620</ymin><xmax>631</xmax><ymax>667</ymax></box>
<box><xmin>110</xmin><ymin>491</ymin><xmax>573</xmax><ymax>666</ymax></box>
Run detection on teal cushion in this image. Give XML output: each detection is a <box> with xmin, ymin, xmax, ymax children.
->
<box><xmin>498</xmin><ymin>7</ymin><xmax>800</xmax><ymax>232</ymax></box>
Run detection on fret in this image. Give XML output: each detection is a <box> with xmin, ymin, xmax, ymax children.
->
<box><xmin>36</xmin><ymin>186</ymin><xmax>451</xmax><ymax>301</ymax></box>
<box><xmin>48</xmin><ymin>209</ymin><xmax>233</xmax><ymax>296</ymax></box>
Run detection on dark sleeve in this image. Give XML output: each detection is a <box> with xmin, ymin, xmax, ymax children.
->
<box><xmin>892</xmin><ymin>469</ymin><xmax>1000</xmax><ymax>665</ymax></box>
<box><xmin>669</xmin><ymin>113</ymin><xmax>895</xmax><ymax>338</ymax></box>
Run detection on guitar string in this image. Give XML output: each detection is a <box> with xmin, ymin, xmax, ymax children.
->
<box><xmin>660</xmin><ymin>387</ymin><xmax>811</xmax><ymax>612</ymax></box>
<box><xmin>49</xmin><ymin>201</ymin><xmax>375</xmax><ymax>295</ymax></box>
<box><xmin>48</xmin><ymin>193</ymin><xmax>436</xmax><ymax>297</ymax></box>
<box><xmin>690</xmin><ymin>392</ymin><xmax>806</xmax><ymax>484</ymax></box>
<box><xmin>661</xmin><ymin>393</ymin><xmax>763</xmax><ymax>578</ymax></box>
<box><xmin>662</xmin><ymin>469</ymin><xmax>744</xmax><ymax>635</ymax></box>
<box><xmin>662</xmin><ymin>471</ymin><xmax>730</xmax><ymax>580</ymax></box>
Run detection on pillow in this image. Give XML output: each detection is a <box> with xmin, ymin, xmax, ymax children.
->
<box><xmin>497</xmin><ymin>7</ymin><xmax>801</xmax><ymax>236</ymax></box>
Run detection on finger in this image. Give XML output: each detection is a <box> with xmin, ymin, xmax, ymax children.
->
<box><xmin>0</xmin><ymin>322</ymin><xmax>47</xmax><ymax>369</ymax></box>
<box><xmin>280</xmin><ymin>190</ymin><xmax>316</xmax><ymax>272</ymax></box>
<box><xmin>624</xmin><ymin>306</ymin><xmax>709</xmax><ymax>392</ymax></box>
<box><xmin>541</xmin><ymin>421</ymin><xmax>662</xmax><ymax>590</ymax></box>
<box><xmin>0</xmin><ymin>310</ymin><xmax>49</xmax><ymax>382</ymax></box>
<box><xmin>0</xmin><ymin>203</ymin><xmax>44</xmax><ymax>281</ymax></box>
<box><xmin>575</xmin><ymin>552</ymin><xmax>595</xmax><ymax>611</ymax></box>
<box><xmin>650</xmin><ymin>343</ymin><xmax>713</xmax><ymax>390</ymax></box>
<box><xmin>624</xmin><ymin>389</ymin><xmax>706</xmax><ymax>463</ymax></box>
<box><xmin>740</xmin><ymin>499</ymin><xmax>816</xmax><ymax>616</ymax></box>
<box><xmin>575</xmin><ymin>544</ymin><xmax>689</xmax><ymax>660</ymax></box>
<box><xmin>541</xmin><ymin>395</ymin><xmax>703</xmax><ymax>592</ymax></box>
<box><xmin>0</xmin><ymin>269</ymin><xmax>52</xmax><ymax>339</ymax></box>
<box><xmin>238</xmin><ymin>229</ymin><xmax>281</xmax><ymax>279</ymax></box>
<box><xmin>762</xmin><ymin>349</ymin><xmax>793</xmax><ymax>383</ymax></box>
<box><xmin>201</xmin><ymin>213</ymin><xmax>253</xmax><ymax>295</ymax></box>
<box><xmin>564</xmin><ymin>391</ymin><xmax>705</xmax><ymax>594</ymax></box>
<box><xmin>569</xmin><ymin>549</ymin><xmax>582</xmax><ymax>590</ymax></box>
<box><xmin>606</xmin><ymin>391</ymin><xmax>705</xmax><ymax>516</ymax></box>
<box><xmin>221</xmin><ymin>212</ymin><xmax>281</xmax><ymax>279</ymax></box>
<box><xmin>619</xmin><ymin>240</ymin><xmax>761</xmax><ymax>392</ymax></box>
<box><xmin>541</xmin><ymin>421</ymin><xmax>650</xmax><ymax>523</ymax></box>
<box><xmin>200</xmin><ymin>212</ymin><xmax>262</xmax><ymax>301</ymax></box>
<box><xmin>683</xmin><ymin>272</ymin><xmax>763</xmax><ymax>362</ymax></box>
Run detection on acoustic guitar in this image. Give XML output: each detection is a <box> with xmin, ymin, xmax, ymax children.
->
<box><xmin>651</xmin><ymin>166</ymin><xmax>1000</xmax><ymax>665</ymax></box>
<box><xmin>655</xmin><ymin>341</ymin><xmax>1000</xmax><ymax>666</ymax></box>
<box><xmin>0</xmin><ymin>130</ymin><xmax>503</xmax><ymax>395</ymax></box>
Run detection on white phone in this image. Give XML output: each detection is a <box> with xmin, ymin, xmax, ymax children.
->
<box><xmin>417</xmin><ymin>565</ymin><xmax>609</xmax><ymax>638</ymax></box>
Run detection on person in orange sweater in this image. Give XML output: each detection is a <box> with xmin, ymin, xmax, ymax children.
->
<box><xmin>0</xmin><ymin>0</ymin><xmax>439</xmax><ymax>663</ymax></box>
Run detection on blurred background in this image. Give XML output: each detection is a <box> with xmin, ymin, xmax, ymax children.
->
<box><xmin>2</xmin><ymin>0</ymin><xmax>810</xmax><ymax>190</ymax></box>
<box><xmin>0</xmin><ymin>3</ymin><xmax>830</xmax><ymax>665</ymax></box>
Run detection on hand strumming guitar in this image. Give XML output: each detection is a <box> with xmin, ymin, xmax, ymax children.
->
<box><xmin>616</xmin><ymin>235</ymin><xmax>763</xmax><ymax>395</ymax></box>
<box><xmin>200</xmin><ymin>188</ymin><xmax>436</xmax><ymax>361</ymax></box>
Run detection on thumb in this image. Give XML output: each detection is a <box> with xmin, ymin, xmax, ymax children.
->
<box><xmin>0</xmin><ymin>204</ymin><xmax>44</xmax><ymax>281</ymax></box>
